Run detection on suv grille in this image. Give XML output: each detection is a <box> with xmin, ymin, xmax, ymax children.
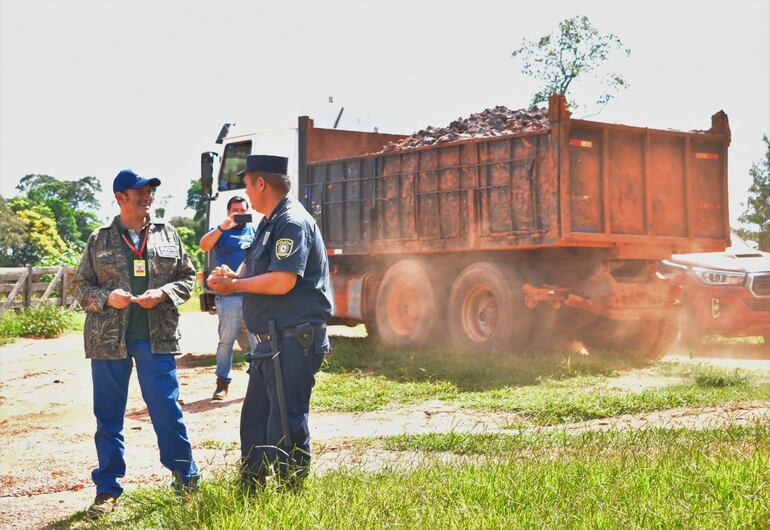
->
<box><xmin>751</xmin><ymin>274</ymin><xmax>770</xmax><ymax>296</ymax></box>
<box><xmin>744</xmin><ymin>298</ymin><xmax>770</xmax><ymax>312</ymax></box>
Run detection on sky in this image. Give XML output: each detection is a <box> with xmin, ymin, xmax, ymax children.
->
<box><xmin>1</xmin><ymin>0</ymin><xmax>768</xmax><ymax>225</ymax></box>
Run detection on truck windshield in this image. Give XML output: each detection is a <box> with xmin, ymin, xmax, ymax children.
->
<box><xmin>218</xmin><ymin>141</ymin><xmax>252</xmax><ymax>191</ymax></box>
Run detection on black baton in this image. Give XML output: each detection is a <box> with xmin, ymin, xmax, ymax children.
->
<box><xmin>268</xmin><ymin>319</ymin><xmax>293</xmax><ymax>450</ymax></box>
<box><xmin>246</xmin><ymin>321</ymin><xmax>294</xmax><ymax>450</ymax></box>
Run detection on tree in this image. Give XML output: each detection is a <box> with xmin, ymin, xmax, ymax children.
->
<box><xmin>186</xmin><ymin>179</ymin><xmax>207</xmax><ymax>227</ymax></box>
<box><xmin>3</xmin><ymin>198</ymin><xmax>67</xmax><ymax>267</ymax></box>
<box><xmin>42</xmin><ymin>198</ymin><xmax>81</xmax><ymax>247</ymax></box>
<box><xmin>511</xmin><ymin>16</ymin><xmax>630</xmax><ymax>110</ymax></box>
<box><xmin>16</xmin><ymin>174</ymin><xmax>101</xmax><ymax>211</ymax></box>
<box><xmin>0</xmin><ymin>197</ymin><xmax>27</xmax><ymax>267</ymax></box>
<box><xmin>175</xmin><ymin>225</ymin><xmax>204</xmax><ymax>272</ymax></box>
<box><xmin>737</xmin><ymin>135</ymin><xmax>770</xmax><ymax>250</ymax></box>
<box><xmin>14</xmin><ymin>174</ymin><xmax>103</xmax><ymax>247</ymax></box>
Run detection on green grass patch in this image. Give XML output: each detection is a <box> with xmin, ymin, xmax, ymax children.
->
<box><xmin>313</xmin><ymin>339</ymin><xmax>770</xmax><ymax>419</ymax></box>
<box><xmin>692</xmin><ymin>364</ymin><xmax>750</xmax><ymax>387</ymax></box>
<box><xmin>459</xmin><ymin>379</ymin><xmax>770</xmax><ymax>425</ymax></box>
<box><xmin>313</xmin><ymin>371</ymin><xmax>457</xmax><ymax>412</ymax></box>
<box><xmin>325</xmin><ymin>336</ymin><xmax>647</xmax><ymax>391</ymax></box>
<box><xmin>63</xmin><ymin>426</ymin><xmax>770</xmax><ymax>529</ymax></box>
<box><xmin>383</xmin><ymin>424</ymin><xmax>770</xmax><ymax>455</ymax></box>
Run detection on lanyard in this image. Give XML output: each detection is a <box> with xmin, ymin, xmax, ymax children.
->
<box><xmin>121</xmin><ymin>226</ymin><xmax>149</xmax><ymax>258</ymax></box>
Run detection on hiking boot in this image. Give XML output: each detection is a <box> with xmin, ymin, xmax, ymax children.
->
<box><xmin>87</xmin><ymin>492</ymin><xmax>118</xmax><ymax>517</ymax></box>
<box><xmin>212</xmin><ymin>377</ymin><xmax>229</xmax><ymax>401</ymax></box>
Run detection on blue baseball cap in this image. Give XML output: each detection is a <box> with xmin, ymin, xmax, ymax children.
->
<box><xmin>113</xmin><ymin>169</ymin><xmax>161</xmax><ymax>193</ymax></box>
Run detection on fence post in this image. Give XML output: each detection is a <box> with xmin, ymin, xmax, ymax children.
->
<box><xmin>23</xmin><ymin>264</ymin><xmax>33</xmax><ymax>308</ymax></box>
<box><xmin>61</xmin><ymin>267</ymin><xmax>68</xmax><ymax>307</ymax></box>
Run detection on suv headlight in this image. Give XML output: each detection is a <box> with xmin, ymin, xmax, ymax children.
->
<box><xmin>692</xmin><ymin>267</ymin><xmax>746</xmax><ymax>286</ymax></box>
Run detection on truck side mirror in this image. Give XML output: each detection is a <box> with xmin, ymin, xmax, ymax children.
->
<box><xmin>200</xmin><ymin>151</ymin><xmax>217</xmax><ymax>197</ymax></box>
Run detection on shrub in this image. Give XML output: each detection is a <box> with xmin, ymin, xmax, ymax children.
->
<box><xmin>0</xmin><ymin>305</ymin><xmax>73</xmax><ymax>339</ymax></box>
<box><xmin>692</xmin><ymin>365</ymin><xmax>749</xmax><ymax>388</ymax></box>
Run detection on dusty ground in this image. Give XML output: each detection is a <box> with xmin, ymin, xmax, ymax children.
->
<box><xmin>1</xmin><ymin>313</ymin><xmax>768</xmax><ymax>529</ymax></box>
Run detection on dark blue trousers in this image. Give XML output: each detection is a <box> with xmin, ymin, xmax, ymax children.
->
<box><xmin>240</xmin><ymin>327</ymin><xmax>330</xmax><ymax>482</ymax></box>
<box><xmin>91</xmin><ymin>339</ymin><xmax>199</xmax><ymax>496</ymax></box>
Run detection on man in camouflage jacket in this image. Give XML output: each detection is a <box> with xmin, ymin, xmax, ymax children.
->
<box><xmin>73</xmin><ymin>169</ymin><xmax>199</xmax><ymax>516</ymax></box>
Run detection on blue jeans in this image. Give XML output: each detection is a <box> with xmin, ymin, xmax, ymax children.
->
<box><xmin>240</xmin><ymin>326</ymin><xmax>330</xmax><ymax>482</ymax></box>
<box><xmin>91</xmin><ymin>339</ymin><xmax>199</xmax><ymax>497</ymax></box>
<box><xmin>216</xmin><ymin>295</ymin><xmax>257</xmax><ymax>382</ymax></box>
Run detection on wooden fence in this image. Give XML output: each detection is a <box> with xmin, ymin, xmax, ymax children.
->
<box><xmin>0</xmin><ymin>266</ymin><xmax>78</xmax><ymax>315</ymax></box>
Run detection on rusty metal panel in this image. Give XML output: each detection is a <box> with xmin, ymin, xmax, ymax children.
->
<box><xmin>690</xmin><ymin>139</ymin><xmax>726</xmax><ymax>239</ymax></box>
<box><xmin>438</xmin><ymin>146</ymin><xmax>462</xmax><ymax>239</ymax></box>
<box><xmin>608</xmin><ymin>130</ymin><xmax>645</xmax><ymax>235</ymax></box>
<box><xmin>416</xmin><ymin>149</ymin><xmax>440</xmax><ymax>238</ymax></box>
<box><xmin>649</xmin><ymin>135</ymin><xmax>687</xmax><ymax>237</ymax></box>
<box><xmin>343</xmin><ymin>161</ymin><xmax>362</xmax><ymax>242</ymax></box>
<box><xmin>326</xmin><ymin>161</ymin><xmax>345</xmax><ymax>243</ymax></box>
<box><xmin>568</xmin><ymin>127</ymin><xmax>604</xmax><ymax>233</ymax></box>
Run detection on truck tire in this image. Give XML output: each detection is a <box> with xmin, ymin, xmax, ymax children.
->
<box><xmin>364</xmin><ymin>321</ymin><xmax>379</xmax><ymax>342</ymax></box>
<box><xmin>447</xmin><ymin>262</ymin><xmax>533</xmax><ymax>353</ymax></box>
<box><xmin>580</xmin><ymin>315</ymin><xmax>678</xmax><ymax>360</ymax></box>
<box><xmin>638</xmin><ymin>316</ymin><xmax>679</xmax><ymax>360</ymax></box>
<box><xmin>375</xmin><ymin>260</ymin><xmax>446</xmax><ymax>348</ymax></box>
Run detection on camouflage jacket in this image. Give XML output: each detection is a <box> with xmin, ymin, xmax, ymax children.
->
<box><xmin>73</xmin><ymin>216</ymin><xmax>196</xmax><ymax>359</ymax></box>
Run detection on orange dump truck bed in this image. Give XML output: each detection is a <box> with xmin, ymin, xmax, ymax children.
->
<box><xmin>300</xmin><ymin>95</ymin><xmax>731</xmax><ymax>260</ymax></box>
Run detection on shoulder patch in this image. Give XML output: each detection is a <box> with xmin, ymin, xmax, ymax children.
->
<box><xmin>275</xmin><ymin>238</ymin><xmax>294</xmax><ymax>259</ymax></box>
<box><xmin>157</xmin><ymin>245</ymin><xmax>180</xmax><ymax>258</ymax></box>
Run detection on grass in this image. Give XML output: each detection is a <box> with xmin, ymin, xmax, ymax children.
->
<box><xmin>313</xmin><ymin>371</ymin><xmax>457</xmax><ymax>412</ymax></box>
<box><xmin>310</xmin><ymin>338</ymin><xmax>770</xmax><ymax>424</ymax></box>
<box><xmin>61</xmin><ymin>426</ymin><xmax>770</xmax><ymax>529</ymax></box>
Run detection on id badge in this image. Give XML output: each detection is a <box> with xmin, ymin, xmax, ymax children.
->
<box><xmin>133</xmin><ymin>259</ymin><xmax>147</xmax><ymax>277</ymax></box>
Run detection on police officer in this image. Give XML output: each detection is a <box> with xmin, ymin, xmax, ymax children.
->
<box><xmin>73</xmin><ymin>169</ymin><xmax>199</xmax><ymax>516</ymax></box>
<box><xmin>207</xmin><ymin>155</ymin><xmax>333</xmax><ymax>489</ymax></box>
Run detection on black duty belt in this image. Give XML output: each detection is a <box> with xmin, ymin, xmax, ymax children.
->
<box><xmin>254</xmin><ymin>323</ymin><xmax>326</xmax><ymax>344</ymax></box>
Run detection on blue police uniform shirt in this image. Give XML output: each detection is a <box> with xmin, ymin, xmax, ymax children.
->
<box><xmin>214</xmin><ymin>224</ymin><xmax>257</xmax><ymax>272</ymax></box>
<box><xmin>241</xmin><ymin>195</ymin><xmax>334</xmax><ymax>333</ymax></box>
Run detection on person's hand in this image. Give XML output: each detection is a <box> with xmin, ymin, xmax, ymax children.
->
<box><xmin>132</xmin><ymin>289</ymin><xmax>168</xmax><ymax>309</ymax></box>
<box><xmin>207</xmin><ymin>274</ymin><xmax>237</xmax><ymax>295</ymax></box>
<box><xmin>106</xmin><ymin>289</ymin><xmax>132</xmax><ymax>309</ymax></box>
<box><xmin>219</xmin><ymin>215</ymin><xmax>237</xmax><ymax>231</ymax></box>
<box><xmin>211</xmin><ymin>264</ymin><xmax>237</xmax><ymax>279</ymax></box>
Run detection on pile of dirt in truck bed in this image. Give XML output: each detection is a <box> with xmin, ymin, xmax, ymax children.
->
<box><xmin>380</xmin><ymin>106</ymin><xmax>549</xmax><ymax>152</ymax></box>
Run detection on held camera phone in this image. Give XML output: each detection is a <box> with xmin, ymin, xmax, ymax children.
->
<box><xmin>234</xmin><ymin>213</ymin><xmax>253</xmax><ymax>225</ymax></box>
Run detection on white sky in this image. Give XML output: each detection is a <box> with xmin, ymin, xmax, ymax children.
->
<box><xmin>1</xmin><ymin>0</ymin><xmax>768</xmax><ymax>224</ymax></box>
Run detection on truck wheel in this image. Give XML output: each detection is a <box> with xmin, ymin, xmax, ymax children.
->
<box><xmin>375</xmin><ymin>260</ymin><xmax>446</xmax><ymax>348</ymax></box>
<box><xmin>638</xmin><ymin>316</ymin><xmax>679</xmax><ymax>360</ymax></box>
<box><xmin>364</xmin><ymin>321</ymin><xmax>379</xmax><ymax>342</ymax></box>
<box><xmin>448</xmin><ymin>262</ymin><xmax>533</xmax><ymax>353</ymax></box>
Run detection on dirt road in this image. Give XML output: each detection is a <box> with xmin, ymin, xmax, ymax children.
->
<box><xmin>1</xmin><ymin>313</ymin><xmax>768</xmax><ymax>529</ymax></box>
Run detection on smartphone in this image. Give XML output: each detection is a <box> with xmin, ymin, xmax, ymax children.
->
<box><xmin>234</xmin><ymin>213</ymin><xmax>253</xmax><ymax>224</ymax></box>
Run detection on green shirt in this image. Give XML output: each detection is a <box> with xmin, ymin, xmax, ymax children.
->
<box><xmin>118</xmin><ymin>221</ymin><xmax>150</xmax><ymax>340</ymax></box>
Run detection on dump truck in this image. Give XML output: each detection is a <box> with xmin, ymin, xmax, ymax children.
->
<box><xmin>200</xmin><ymin>95</ymin><xmax>731</xmax><ymax>357</ymax></box>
